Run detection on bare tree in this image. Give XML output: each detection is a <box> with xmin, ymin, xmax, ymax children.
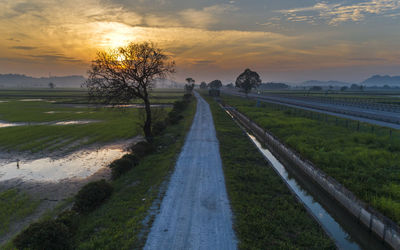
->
<box><xmin>85</xmin><ymin>42</ymin><xmax>175</xmax><ymax>141</ymax></box>
<box><xmin>235</xmin><ymin>69</ymin><xmax>261</xmax><ymax>96</ymax></box>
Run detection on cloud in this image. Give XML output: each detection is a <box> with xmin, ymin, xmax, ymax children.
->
<box><xmin>278</xmin><ymin>0</ymin><xmax>400</xmax><ymax>25</ymax></box>
<box><xmin>29</xmin><ymin>54</ymin><xmax>83</xmax><ymax>63</ymax></box>
<box><xmin>144</xmin><ymin>4</ymin><xmax>239</xmax><ymax>28</ymax></box>
<box><xmin>11</xmin><ymin>46</ymin><xmax>36</xmax><ymax>50</ymax></box>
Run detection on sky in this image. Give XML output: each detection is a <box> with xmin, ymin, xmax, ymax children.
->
<box><xmin>1</xmin><ymin>0</ymin><xmax>400</xmax><ymax>83</ymax></box>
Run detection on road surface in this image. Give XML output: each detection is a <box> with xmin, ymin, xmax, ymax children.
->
<box><xmin>223</xmin><ymin>89</ymin><xmax>400</xmax><ymax>130</ymax></box>
<box><xmin>144</xmin><ymin>92</ymin><xmax>237</xmax><ymax>250</ymax></box>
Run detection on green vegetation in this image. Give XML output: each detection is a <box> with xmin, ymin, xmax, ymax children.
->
<box><xmin>109</xmin><ymin>155</ymin><xmax>139</xmax><ymax>180</ymax></box>
<box><xmin>70</xmin><ymin>96</ymin><xmax>195</xmax><ymax>249</ymax></box>
<box><xmin>222</xmin><ymin>94</ymin><xmax>400</xmax><ymax>224</ymax></box>
<box><xmin>13</xmin><ymin>219</ymin><xmax>71</xmax><ymax>250</ymax></box>
<box><xmin>205</xmin><ymin>95</ymin><xmax>335</xmax><ymax>249</ymax></box>
<box><xmin>0</xmin><ymin>89</ymin><xmax>183</xmax><ymax>152</ymax></box>
<box><xmin>0</xmin><ymin>189</ymin><xmax>39</xmax><ymax>236</ymax></box>
<box><xmin>72</xmin><ymin>180</ymin><xmax>113</xmax><ymax>214</ymax></box>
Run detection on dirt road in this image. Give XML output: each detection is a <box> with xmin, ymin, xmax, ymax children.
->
<box><xmin>144</xmin><ymin>92</ymin><xmax>237</xmax><ymax>250</ymax></box>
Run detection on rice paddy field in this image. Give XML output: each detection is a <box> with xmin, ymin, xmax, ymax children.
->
<box><xmin>260</xmin><ymin>89</ymin><xmax>400</xmax><ymax>107</ymax></box>
<box><xmin>0</xmin><ymin>88</ymin><xmax>183</xmax><ymax>153</ymax></box>
<box><xmin>0</xmin><ymin>88</ymin><xmax>184</xmax><ymax>245</ymax></box>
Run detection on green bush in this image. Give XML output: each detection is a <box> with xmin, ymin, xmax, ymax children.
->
<box><xmin>167</xmin><ymin>111</ymin><xmax>183</xmax><ymax>125</ymax></box>
<box><xmin>152</xmin><ymin>120</ymin><xmax>167</xmax><ymax>135</ymax></box>
<box><xmin>14</xmin><ymin>219</ymin><xmax>70</xmax><ymax>250</ymax></box>
<box><xmin>172</xmin><ymin>100</ymin><xmax>186</xmax><ymax>112</ymax></box>
<box><xmin>56</xmin><ymin>210</ymin><xmax>79</xmax><ymax>233</ymax></box>
<box><xmin>129</xmin><ymin>141</ymin><xmax>155</xmax><ymax>158</ymax></box>
<box><xmin>109</xmin><ymin>155</ymin><xmax>139</xmax><ymax>179</ymax></box>
<box><xmin>73</xmin><ymin>180</ymin><xmax>113</xmax><ymax>213</ymax></box>
<box><xmin>183</xmin><ymin>93</ymin><xmax>192</xmax><ymax>102</ymax></box>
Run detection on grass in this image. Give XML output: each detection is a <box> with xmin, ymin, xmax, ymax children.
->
<box><xmin>0</xmin><ymin>89</ymin><xmax>184</xmax><ymax>152</ymax></box>
<box><xmin>204</xmin><ymin>94</ymin><xmax>335</xmax><ymax>249</ymax></box>
<box><xmin>0</xmin><ymin>189</ymin><xmax>40</xmax><ymax>237</ymax></box>
<box><xmin>70</xmin><ymin>96</ymin><xmax>196</xmax><ymax>249</ymax></box>
<box><xmin>222</xmin><ymin>94</ymin><xmax>400</xmax><ymax>225</ymax></box>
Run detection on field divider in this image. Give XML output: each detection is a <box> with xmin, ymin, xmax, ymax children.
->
<box><xmin>222</xmin><ymin>102</ymin><xmax>400</xmax><ymax>249</ymax></box>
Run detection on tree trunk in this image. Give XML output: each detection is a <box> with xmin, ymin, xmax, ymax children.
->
<box><xmin>143</xmin><ymin>96</ymin><xmax>152</xmax><ymax>142</ymax></box>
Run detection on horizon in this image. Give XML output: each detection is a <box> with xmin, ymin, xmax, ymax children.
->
<box><xmin>1</xmin><ymin>0</ymin><xmax>400</xmax><ymax>83</ymax></box>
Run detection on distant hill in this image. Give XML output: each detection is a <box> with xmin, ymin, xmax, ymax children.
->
<box><xmin>300</xmin><ymin>80</ymin><xmax>352</xmax><ymax>87</ymax></box>
<box><xmin>361</xmin><ymin>75</ymin><xmax>400</xmax><ymax>86</ymax></box>
<box><xmin>0</xmin><ymin>74</ymin><xmax>86</xmax><ymax>88</ymax></box>
<box><xmin>260</xmin><ymin>82</ymin><xmax>290</xmax><ymax>89</ymax></box>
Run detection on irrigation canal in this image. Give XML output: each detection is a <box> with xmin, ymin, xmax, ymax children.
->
<box><xmin>225</xmin><ymin>109</ymin><xmax>390</xmax><ymax>250</ymax></box>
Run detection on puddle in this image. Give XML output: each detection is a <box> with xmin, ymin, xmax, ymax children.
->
<box><xmin>0</xmin><ymin>121</ymin><xmax>25</xmax><ymax>128</ymax></box>
<box><xmin>0</xmin><ymin>101</ymin><xmax>8</xmax><ymax>103</ymax></box>
<box><xmin>45</xmin><ymin>111</ymin><xmax>85</xmax><ymax>114</ymax></box>
<box><xmin>53</xmin><ymin>120</ymin><xmax>95</xmax><ymax>125</ymax></box>
<box><xmin>0</xmin><ymin>140</ymin><xmax>134</xmax><ymax>182</ymax></box>
<box><xmin>19</xmin><ymin>99</ymin><xmax>45</xmax><ymax>102</ymax></box>
<box><xmin>0</xmin><ymin>120</ymin><xmax>99</xmax><ymax>128</ymax></box>
<box><xmin>58</xmin><ymin>104</ymin><xmax>173</xmax><ymax>109</ymax></box>
<box><xmin>19</xmin><ymin>99</ymin><xmax>56</xmax><ymax>103</ymax></box>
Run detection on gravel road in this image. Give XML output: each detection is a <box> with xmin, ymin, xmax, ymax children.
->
<box><xmin>144</xmin><ymin>92</ymin><xmax>237</xmax><ymax>250</ymax></box>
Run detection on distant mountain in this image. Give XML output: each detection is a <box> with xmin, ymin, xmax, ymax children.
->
<box><xmin>300</xmin><ymin>80</ymin><xmax>352</xmax><ymax>87</ymax></box>
<box><xmin>361</xmin><ymin>75</ymin><xmax>400</xmax><ymax>86</ymax></box>
<box><xmin>0</xmin><ymin>74</ymin><xmax>86</xmax><ymax>88</ymax></box>
<box><xmin>260</xmin><ymin>82</ymin><xmax>290</xmax><ymax>89</ymax></box>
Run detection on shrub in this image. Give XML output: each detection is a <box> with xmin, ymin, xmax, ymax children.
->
<box><xmin>73</xmin><ymin>180</ymin><xmax>113</xmax><ymax>213</ymax></box>
<box><xmin>172</xmin><ymin>100</ymin><xmax>186</xmax><ymax>112</ymax></box>
<box><xmin>14</xmin><ymin>219</ymin><xmax>70</xmax><ymax>250</ymax></box>
<box><xmin>56</xmin><ymin>210</ymin><xmax>79</xmax><ymax>233</ymax></box>
<box><xmin>167</xmin><ymin>111</ymin><xmax>183</xmax><ymax>125</ymax></box>
<box><xmin>129</xmin><ymin>141</ymin><xmax>155</xmax><ymax>158</ymax></box>
<box><xmin>152</xmin><ymin>120</ymin><xmax>167</xmax><ymax>135</ymax></box>
<box><xmin>183</xmin><ymin>93</ymin><xmax>192</xmax><ymax>102</ymax></box>
<box><xmin>109</xmin><ymin>155</ymin><xmax>139</xmax><ymax>179</ymax></box>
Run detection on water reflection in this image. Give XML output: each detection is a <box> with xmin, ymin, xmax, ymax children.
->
<box><xmin>0</xmin><ymin>144</ymin><xmax>127</xmax><ymax>182</ymax></box>
<box><xmin>247</xmin><ymin>133</ymin><xmax>360</xmax><ymax>250</ymax></box>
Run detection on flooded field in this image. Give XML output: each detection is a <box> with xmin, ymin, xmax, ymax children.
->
<box><xmin>0</xmin><ymin>89</ymin><xmax>182</xmax><ymax>245</ymax></box>
<box><xmin>0</xmin><ymin>139</ymin><xmax>136</xmax><ymax>182</ymax></box>
<box><xmin>0</xmin><ymin>120</ymin><xmax>99</xmax><ymax>128</ymax></box>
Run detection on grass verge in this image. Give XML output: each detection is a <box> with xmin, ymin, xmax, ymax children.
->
<box><xmin>205</xmin><ymin>95</ymin><xmax>335</xmax><ymax>249</ymax></box>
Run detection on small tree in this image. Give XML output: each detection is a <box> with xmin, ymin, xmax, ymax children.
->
<box><xmin>48</xmin><ymin>82</ymin><xmax>55</xmax><ymax>89</ymax></box>
<box><xmin>85</xmin><ymin>42</ymin><xmax>175</xmax><ymax>141</ymax></box>
<box><xmin>186</xmin><ymin>77</ymin><xmax>195</xmax><ymax>86</ymax></box>
<box><xmin>200</xmin><ymin>81</ymin><xmax>207</xmax><ymax>89</ymax></box>
<box><xmin>184</xmin><ymin>77</ymin><xmax>195</xmax><ymax>94</ymax></box>
<box><xmin>209</xmin><ymin>80</ymin><xmax>222</xmax><ymax>89</ymax></box>
<box><xmin>235</xmin><ymin>69</ymin><xmax>261</xmax><ymax>96</ymax></box>
<box><xmin>184</xmin><ymin>83</ymin><xmax>195</xmax><ymax>94</ymax></box>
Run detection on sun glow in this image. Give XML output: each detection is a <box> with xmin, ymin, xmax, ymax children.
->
<box><xmin>96</xmin><ymin>22</ymin><xmax>140</xmax><ymax>49</ymax></box>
